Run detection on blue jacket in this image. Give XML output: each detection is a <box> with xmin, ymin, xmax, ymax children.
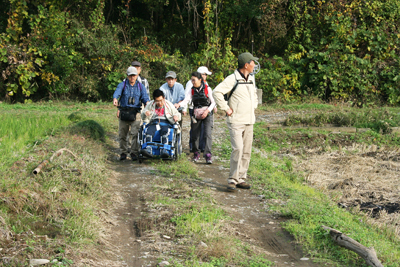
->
<box><xmin>113</xmin><ymin>80</ymin><xmax>150</xmax><ymax>109</ymax></box>
<box><xmin>159</xmin><ymin>82</ymin><xmax>185</xmax><ymax>104</ymax></box>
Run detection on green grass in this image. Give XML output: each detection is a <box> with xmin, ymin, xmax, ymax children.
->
<box><xmin>153</xmin><ymin>157</ymin><xmax>199</xmax><ymax>179</ymax></box>
<box><xmin>258</xmin><ymin>102</ymin><xmax>335</xmax><ymax>112</ymax></box>
<box><xmin>0</xmin><ymin>102</ymin><xmax>116</xmax><ymax>265</ymax></box>
<box><xmin>171</xmin><ymin>206</ymin><xmax>227</xmax><ymax>236</ymax></box>
<box><xmin>0</xmin><ymin>113</ymin><xmax>71</xmax><ymax>168</ymax></box>
<box><xmin>148</xmin><ymin>155</ymin><xmax>272</xmax><ymax>266</ymax></box>
<box><xmin>247</xmin><ymin>122</ymin><xmax>400</xmax><ymax>266</ymax></box>
<box><xmin>253</xmin><ymin>121</ymin><xmax>400</xmax><ymax>152</ymax></box>
<box><xmin>0</xmin><ymin>101</ymin><xmax>116</xmax><ymax>170</ymax></box>
<box><xmin>283</xmin><ymin>108</ymin><xmax>400</xmax><ymax>133</ymax></box>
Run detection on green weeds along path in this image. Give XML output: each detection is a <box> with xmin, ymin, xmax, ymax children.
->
<box><xmin>246</xmin><ymin>121</ymin><xmax>400</xmax><ymax>266</ymax></box>
<box><xmin>148</xmin><ymin>159</ymin><xmax>274</xmax><ymax>266</ymax></box>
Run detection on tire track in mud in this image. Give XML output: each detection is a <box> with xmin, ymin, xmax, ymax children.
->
<box><xmin>102</xmin><ymin>112</ymin><xmax>322</xmax><ymax>266</ymax></box>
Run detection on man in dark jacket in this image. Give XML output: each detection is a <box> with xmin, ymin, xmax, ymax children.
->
<box><xmin>113</xmin><ymin>66</ymin><xmax>150</xmax><ymax>161</ymax></box>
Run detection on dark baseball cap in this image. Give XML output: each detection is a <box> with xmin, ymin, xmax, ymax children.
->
<box><xmin>238</xmin><ymin>52</ymin><xmax>259</xmax><ymax>66</ymax></box>
<box><xmin>131</xmin><ymin>61</ymin><xmax>141</xmax><ymax>67</ymax></box>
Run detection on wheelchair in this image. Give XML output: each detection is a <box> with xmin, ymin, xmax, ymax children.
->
<box><xmin>137</xmin><ymin>121</ymin><xmax>182</xmax><ymax>163</ymax></box>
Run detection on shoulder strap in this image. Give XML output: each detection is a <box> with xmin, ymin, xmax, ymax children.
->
<box><xmin>118</xmin><ymin>80</ymin><xmax>128</xmax><ymax>107</ymax></box>
<box><xmin>191</xmin><ymin>83</ymin><xmax>208</xmax><ymax>96</ymax></box>
<box><xmin>226</xmin><ymin>78</ymin><xmax>239</xmax><ymax>101</ymax></box>
<box><xmin>227</xmin><ymin>78</ymin><xmax>254</xmax><ymax>101</ymax></box>
<box><xmin>121</xmin><ymin>80</ymin><xmax>127</xmax><ymax>95</ymax></box>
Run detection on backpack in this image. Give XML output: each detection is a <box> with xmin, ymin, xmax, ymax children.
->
<box><xmin>224</xmin><ymin>80</ymin><xmax>238</xmax><ymax>101</ymax></box>
<box><xmin>191</xmin><ymin>83</ymin><xmax>211</xmax><ymax>107</ymax></box>
<box><xmin>223</xmin><ymin>78</ymin><xmax>253</xmax><ymax>101</ymax></box>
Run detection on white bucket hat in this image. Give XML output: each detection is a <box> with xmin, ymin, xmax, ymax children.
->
<box><xmin>197</xmin><ymin>66</ymin><xmax>212</xmax><ymax>75</ymax></box>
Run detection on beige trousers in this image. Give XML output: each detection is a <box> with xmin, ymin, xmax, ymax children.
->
<box><xmin>118</xmin><ymin>113</ymin><xmax>141</xmax><ymax>154</ymax></box>
<box><xmin>227</xmin><ymin>123</ymin><xmax>254</xmax><ymax>184</ymax></box>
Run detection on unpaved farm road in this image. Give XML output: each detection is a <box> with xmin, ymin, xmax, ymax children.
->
<box><xmin>101</xmin><ymin>112</ymin><xmax>323</xmax><ymax>267</ymax></box>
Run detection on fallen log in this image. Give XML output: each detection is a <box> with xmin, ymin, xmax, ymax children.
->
<box><xmin>32</xmin><ymin>148</ymin><xmax>79</xmax><ymax>175</ymax></box>
<box><xmin>32</xmin><ymin>160</ymin><xmax>49</xmax><ymax>175</ymax></box>
<box><xmin>49</xmin><ymin>148</ymin><xmax>78</xmax><ymax>162</ymax></box>
<box><xmin>321</xmin><ymin>225</ymin><xmax>383</xmax><ymax>267</ymax></box>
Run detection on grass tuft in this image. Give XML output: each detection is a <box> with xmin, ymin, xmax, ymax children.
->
<box><xmin>283</xmin><ymin>108</ymin><xmax>400</xmax><ymax>134</ymax></box>
<box><xmin>67</xmin><ymin>112</ymin><xmax>86</xmax><ymax>122</ymax></box>
<box><xmin>69</xmin><ymin>120</ymin><xmax>106</xmax><ymax>141</ymax></box>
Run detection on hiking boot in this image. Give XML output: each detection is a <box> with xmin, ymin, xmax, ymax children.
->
<box><xmin>205</xmin><ymin>153</ymin><xmax>212</xmax><ymax>164</ymax></box>
<box><xmin>160</xmin><ymin>149</ymin><xmax>170</xmax><ymax>158</ymax></box>
<box><xmin>130</xmin><ymin>153</ymin><xmax>138</xmax><ymax>161</ymax></box>
<box><xmin>141</xmin><ymin>147</ymin><xmax>153</xmax><ymax>158</ymax></box>
<box><xmin>120</xmin><ymin>153</ymin><xmax>127</xmax><ymax>160</ymax></box>
<box><xmin>192</xmin><ymin>151</ymin><xmax>200</xmax><ymax>162</ymax></box>
<box><xmin>227</xmin><ymin>183</ymin><xmax>236</xmax><ymax>192</ymax></box>
<box><xmin>236</xmin><ymin>182</ymin><xmax>251</xmax><ymax>189</ymax></box>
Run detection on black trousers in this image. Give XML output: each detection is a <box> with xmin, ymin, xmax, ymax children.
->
<box><xmin>189</xmin><ymin>109</ymin><xmax>206</xmax><ymax>151</ymax></box>
<box><xmin>190</xmin><ymin>113</ymin><xmax>213</xmax><ymax>157</ymax></box>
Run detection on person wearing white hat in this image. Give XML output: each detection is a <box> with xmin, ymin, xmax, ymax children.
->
<box><xmin>113</xmin><ymin>66</ymin><xmax>150</xmax><ymax>161</ymax></box>
<box><xmin>178</xmin><ymin>71</ymin><xmax>216</xmax><ymax>164</ymax></box>
<box><xmin>183</xmin><ymin>66</ymin><xmax>217</xmax><ymax>153</ymax></box>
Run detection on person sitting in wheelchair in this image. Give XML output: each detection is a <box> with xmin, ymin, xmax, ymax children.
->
<box><xmin>141</xmin><ymin>89</ymin><xmax>181</xmax><ymax>158</ymax></box>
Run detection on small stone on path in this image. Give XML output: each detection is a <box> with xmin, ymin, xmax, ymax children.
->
<box><xmin>300</xmin><ymin>257</ymin><xmax>309</xmax><ymax>261</ymax></box>
<box><xmin>29</xmin><ymin>259</ymin><xmax>50</xmax><ymax>266</ymax></box>
<box><xmin>158</xmin><ymin>261</ymin><xmax>170</xmax><ymax>266</ymax></box>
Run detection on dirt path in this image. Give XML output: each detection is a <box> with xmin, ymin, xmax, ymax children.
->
<box><xmin>102</xmin><ymin>113</ymin><xmax>322</xmax><ymax>267</ymax></box>
<box><xmin>198</xmin><ymin>160</ymin><xmax>318</xmax><ymax>267</ymax></box>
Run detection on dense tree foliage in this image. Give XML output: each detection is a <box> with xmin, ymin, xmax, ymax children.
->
<box><xmin>1</xmin><ymin>0</ymin><xmax>400</xmax><ymax>105</ymax></box>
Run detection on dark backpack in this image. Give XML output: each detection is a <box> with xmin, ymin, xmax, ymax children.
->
<box><xmin>223</xmin><ymin>78</ymin><xmax>253</xmax><ymax>101</ymax></box>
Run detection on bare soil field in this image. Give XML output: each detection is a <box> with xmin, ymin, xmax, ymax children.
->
<box><xmin>296</xmin><ymin>143</ymin><xmax>400</xmax><ymax>236</ymax></box>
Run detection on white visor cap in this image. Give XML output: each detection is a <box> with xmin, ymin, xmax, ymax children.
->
<box><xmin>197</xmin><ymin>66</ymin><xmax>212</xmax><ymax>75</ymax></box>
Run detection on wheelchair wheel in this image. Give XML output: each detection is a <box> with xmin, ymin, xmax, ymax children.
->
<box><xmin>173</xmin><ymin>133</ymin><xmax>181</xmax><ymax>161</ymax></box>
<box><xmin>177</xmin><ymin>133</ymin><xmax>182</xmax><ymax>155</ymax></box>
